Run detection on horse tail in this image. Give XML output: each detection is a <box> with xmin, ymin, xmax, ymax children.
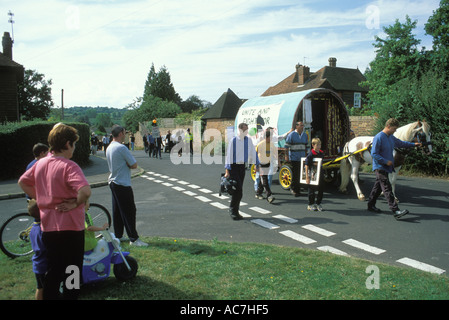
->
<box><xmin>339</xmin><ymin>146</ymin><xmax>351</xmax><ymax>193</ymax></box>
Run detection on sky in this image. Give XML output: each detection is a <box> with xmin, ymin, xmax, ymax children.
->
<box><xmin>0</xmin><ymin>0</ymin><xmax>442</xmax><ymax>109</ymax></box>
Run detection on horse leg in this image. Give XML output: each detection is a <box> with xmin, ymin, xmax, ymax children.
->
<box><xmin>389</xmin><ymin>167</ymin><xmax>400</xmax><ymax>203</ymax></box>
<box><xmin>349</xmin><ymin>160</ymin><xmax>365</xmax><ymax>201</ymax></box>
<box><xmin>338</xmin><ymin>158</ymin><xmax>351</xmax><ymax>194</ymax></box>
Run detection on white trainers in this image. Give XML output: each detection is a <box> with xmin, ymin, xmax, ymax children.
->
<box><xmin>316</xmin><ymin>204</ymin><xmax>324</xmax><ymax>211</ymax></box>
<box><xmin>307</xmin><ymin>204</ymin><xmax>317</xmax><ymax>211</ymax></box>
<box><xmin>267</xmin><ymin>195</ymin><xmax>275</xmax><ymax>203</ymax></box>
<box><xmin>130</xmin><ymin>238</ymin><xmax>149</xmax><ymax>247</ymax></box>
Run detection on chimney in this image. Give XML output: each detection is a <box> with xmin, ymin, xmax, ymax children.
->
<box><xmin>295</xmin><ymin>63</ymin><xmax>310</xmax><ymax>85</ymax></box>
<box><xmin>2</xmin><ymin>32</ymin><xmax>13</xmax><ymax>60</ymax></box>
<box><xmin>328</xmin><ymin>57</ymin><xmax>337</xmax><ymax>67</ymax></box>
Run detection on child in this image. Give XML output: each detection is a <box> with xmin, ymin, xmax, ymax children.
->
<box><xmin>84</xmin><ymin>202</ymin><xmax>109</xmax><ymax>252</ymax></box>
<box><xmin>28</xmin><ymin>199</ymin><xmax>47</xmax><ymax>300</ymax></box>
<box><xmin>305</xmin><ymin>138</ymin><xmax>325</xmax><ymax>211</ymax></box>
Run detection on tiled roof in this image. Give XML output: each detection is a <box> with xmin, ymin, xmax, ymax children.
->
<box><xmin>262</xmin><ymin>66</ymin><xmax>367</xmax><ymax>97</ymax></box>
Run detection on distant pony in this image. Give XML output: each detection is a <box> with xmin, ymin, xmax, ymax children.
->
<box><xmin>339</xmin><ymin>120</ymin><xmax>432</xmax><ymax>201</ymax></box>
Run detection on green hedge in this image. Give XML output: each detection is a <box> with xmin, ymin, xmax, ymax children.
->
<box><xmin>1</xmin><ymin>121</ymin><xmax>90</xmax><ymax>180</ymax></box>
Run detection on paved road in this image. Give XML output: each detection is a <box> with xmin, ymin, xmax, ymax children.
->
<box><xmin>2</xmin><ymin>150</ymin><xmax>448</xmax><ymax>275</ymax></box>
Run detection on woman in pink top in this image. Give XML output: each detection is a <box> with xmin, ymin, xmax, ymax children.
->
<box><xmin>19</xmin><ymin>123</ymin><xmax>91</xmax><ymax>300</ymax></box>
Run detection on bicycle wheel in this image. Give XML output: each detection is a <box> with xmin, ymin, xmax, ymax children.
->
<box><xmin>87</xmin><ymin>203</ymin><xmax>112</xmax><ymax>238</ymax></box>
<box><xmin>0</xmin><ymin>212</ymin><xmax>34</xmax><ymax>258</ymax></box>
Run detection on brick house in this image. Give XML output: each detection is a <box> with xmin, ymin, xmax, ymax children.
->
<box><xmin>262</xmin><ymin>57</ymin><xmax>368</xmax><ymax>108</ymax></box>
<box><xmin>0</xmin><ymin>32</ymin><xmax>24</xmax><ymax>123</ymax></box>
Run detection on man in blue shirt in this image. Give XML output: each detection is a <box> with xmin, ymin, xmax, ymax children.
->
<box><xmin>225</xmin><ymin>123</ymin><xmax>259</xmax><ymax>220</ymax></box>
<box><xmin>367</xmin><ymin>118</ymin><xmax>421</xmax><ymax>219</ymax></box>
<box><xmin>285</xmin><ymin>121</ymin><xmax>308</xmax><ymax>196</ymax></box>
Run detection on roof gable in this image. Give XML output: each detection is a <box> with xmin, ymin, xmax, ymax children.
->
<box><xmin>202</xmin><ymin>88</ymin><xmax>244</xmax><ymax>119</ymax></box>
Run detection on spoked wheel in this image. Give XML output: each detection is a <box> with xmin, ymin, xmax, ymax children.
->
<box><xmin>279</xmin><ymin>165</ymin><xmax>293</xmax><ymax>190</ymax></box>
<box><xmin>0</xmin><ymin>213</ymin><xmax>34</xmax><ymax>258</ymax></box>
<box><xmin>87</xmin><ymin>203</ymin><xmax>112</xmax><ymax>239</ymax></box>
<box><xmin>250</xmin><ymin>164</ymin><xmax>257</xmax><ymax>181</ymax></box>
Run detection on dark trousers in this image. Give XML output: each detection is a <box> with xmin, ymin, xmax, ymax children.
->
<box><xmin>257</xmin><ymin>174</ymin><xmax>272</xmax><ymax>197</ymax></box>
<box><xmin>290</xmin><ymin>160</ymin><xmax>301</xmax><ymax>194</ymax></box>
<box><xmin>308</xmin><ymin>176</ymin><xmax>324</xmax><ymax>205</ymax></box>
<box><xmin>229</xmin><ymin>164</ymin><xmax>245</xmax><ymax>214</ymax></box>
<box><xmin>367</xmin><ymin>169</ymin><xmax>399</xmax><ymax>212</ymax></box>
<box><xmin>42</xmin><ymin>230</ymin><xmax>84</xmax><ymax>300</ymax></box>
<box><xmin>109</xmin><ymin>182</ymin><xmax>139</xmax><ymax>241</ymax></box>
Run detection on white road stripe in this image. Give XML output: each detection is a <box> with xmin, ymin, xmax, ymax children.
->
<box><xmin>342</xmin><ymin>239</ymin><xmax>386</xmax><ymax>255</ymax></box>
<box><xmin>249</xmin><ymin>206</ymin><xmax>271</xmax><ymax>214</ymax></box>
<box><xmin>239</xmin><ymin>211</ymin><xmax>251</xmax><ymax>218</ymax></box>
<box><xmin>199</xmin><ymin>188</ymin><xmax>213</xmax><ymax>193</ymax></box>
<box><xmin>251</xmin><ymin>219</ymin><xmax>280</xmax><ymax>230</ymax></box>
<box><xmin>188</xmin><ymin>184</ymin><xmax>200</xmax><ymax>189</ymax></box>
<box><xmin>279</xmin><ymin>230</ymin><xmax>316</xmax><ymax>244</ymax></box>
<box><xmin>153</xmin><ymin>179</ymin><xmax>163</xmax><ymax>183</ymax></box>
<box><xmin>317</xmin><ymin>246</ymin><xmax>349</xmax><ymax>257</ymax></box>
<box><xmin>162</xmin><ymin>182</ymin><xmax>173</xmax><ymax>187</ymax></box>
<box><xmin>212</xmin><ymin>193</ymin><xmax>229</xmax><ymax>200</ymax></box>
<box><xmin>302</xmin><ymin>224</ymin><xmax>335</xmax><ymax>237</ymax></box>
<box><xmin>396</xmin><ymin>257</ymin><xmax>446</xmax><ymax>275</ymax></box>
<box><xmin>210</xmin><ymin>202</ymin><xmax>228</xmax><ymax>209</ymax></box>
<box><xmin>183</xmin><ymin>191</ymin><xmax>197</xmax><ymax>196</ymax></box>
<box><xmin>195</xmin><ymin>196</ymin><xmax>212</xmax><ymax>202</ymax></box>
<box><xmin>160</xmin><ymin>175</ymin><xmax>170</xmax><ymax>178</ymax></box>
<box><xmin>177</xmin><ymin>180</ymin><xmax>189</xmax><ymax>185</ymax></box>
<box><xmin>168</xmin><ymin>178</ymin><xmax>178</xmax><ymax>181</ymax></box>
<box><xmin>172</xmin><ymin>186</ymin><xmax>185</xmax><ymax>191</ymax></box>
<box><xmin>273</xmin><ymin>215</ymin><xmax>298</xmax><ymax>224</ymax></box>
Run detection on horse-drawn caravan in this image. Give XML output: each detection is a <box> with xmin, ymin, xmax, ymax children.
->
<box><xmin>233</xmin><ymin>88</ymin><xmax>350</xmax><ymax>189</ymax></box>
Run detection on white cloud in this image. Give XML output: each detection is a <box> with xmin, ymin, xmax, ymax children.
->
<box><xmin>1</xmin><ymin>0</ymin><xmax>441</xmax><ymax>107</ymax></box>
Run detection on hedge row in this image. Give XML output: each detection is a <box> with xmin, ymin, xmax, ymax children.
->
<box><xmin>1</xmin><ymin>121</ymin><xmax>90</xmax><ymax>180</ymax></box>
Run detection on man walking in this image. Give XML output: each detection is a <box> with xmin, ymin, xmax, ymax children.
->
<box><xmin>285</xmin><ymin>121</ymin><xmax>308</xmax><ymax>196</ymax></box>
<box><xmin>225</xmin><ymin>123</ymin><xmax>259</xmax><ymax>220</ymax></box>
<box><xmin>106</xmin><ymin>125</ymin><xmax>148</xmax><ymax>246</ymax></box>
<box><xmin>367</xmin><ymin>118</ymin><xmax>422</xmax><ymax>219</ymax></box>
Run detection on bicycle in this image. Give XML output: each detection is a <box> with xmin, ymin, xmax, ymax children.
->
<box><xmin>0</xmin><ymin>203</ymin><xmax>112</xmax><ymax>259</ymax></box>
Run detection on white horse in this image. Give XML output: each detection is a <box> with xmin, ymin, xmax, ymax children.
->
<box><xmin>339</xmin><ymin>121</ymin><xmax>432</xmax><ymax>201</ymax></box>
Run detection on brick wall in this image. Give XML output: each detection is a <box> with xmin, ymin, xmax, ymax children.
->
<box><xmin>349</xmin><ymin>116</ymin><xmax>377</xmax><ymax>136</ymax></box>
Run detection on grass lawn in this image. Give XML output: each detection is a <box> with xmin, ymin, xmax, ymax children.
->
<box><xmin>1</xmin><ymin>236</ymin><xmax>448</xmax><ymax>300</ymax></box>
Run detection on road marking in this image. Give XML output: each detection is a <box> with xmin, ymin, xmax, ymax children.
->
<box><xmin>183</xmin><ymin>191</ymin><xmax>197</xmax><ymax>196</ymax></box>
<box><xmin>249</xmin><ymin>206</ymin><xmax>271</xmax><ymax>214</ymax></box>
<box><xmin>168</xmin><ymin>178</ymin><xmax>178</xmax><ymax>181</ymax></box>
<box><xmin>273</xmin><ymin>215</ymin><xmax>298</xmax><ymax>224</ymax></box>
<box><xmin>239</xmin><ymin>211</ymin><xmax>251</xmax><ymax>218</ymax></box>
<box><xmin>188</xmin><ymin>184</ymin><xmax>200</xmax><ymax>189</ymax></box>
<box><xmin>317</xmin><ymin>246</ymin><xmax>350</xmax><ymax>257</ymax></box>
<box><xmin>396</xmin><ymin>257</ymin><xmax>446</xmax><ymax>275</ymax></box>
<box><xmin>210</xmin><ymin>202</ymin><xmax>228</xmax><ymax>209</ymax></box>
<box><xmin>279</xmin><ymin>230</ymin><xmax>316</xmax><ymax>244</ymax></box>
<box><xmin>212</xmin><ymin>193</ymin><xmax>229</xmax><ymax>200</ymax></box>
<box><xmin>153</xmin><ymin>179</ymin><xmax>163</xmax><ymax>183</ymax></box>
<box><xmin>177</xmin><ymin>180</ymin><xmax>189</xmax><ymax>185</ymax></box>
<box><xmin>160</xmin><ymin>175</ymin><xmax>170</xmax><ymax>178</ymax></box>
<box><xmin>172</xmin><ymin>186</ymin><xmax>185</xmax><ymax>191</ymax></box>
<box><xmin>146</xmin><ymin>177</ymin><xmax>155</xmax><ymax>180</ymax></box>
<box><xmin>152</xmin><ymin>173</ymin><xmax>161</xmax><ymax>176</ymax></box>
<box><xmin>342</xmin><ymin>239</ymin><xmax>386</xmax><ymax>255</ymax></box>
<box><xmin>195</xmin><ymin>196</ymin><xmax>212</xmax><ymax>203</ymax></box>
<box><xmin>199</xmin><ymin>188</ymin><xmax>213</xmax><ymax>193</ymax></box>
<box><xmin>162</xmin><ymin>182</ymin><xmax>174</xmax><ymax>187</ymax></box>
<box><xmin>302</xmin><ymin>224</ymin><xmax>335</xmax><ymax>237</ymax></box>
<box><xmin>146</xmin><ymin>171</ymin><xmax>155</xmax><ymax>174</ymax></box>
<box><xmin>251</xmin><ymin>219</ymin><xmax>280</xmax><ymax>230</ymax></box>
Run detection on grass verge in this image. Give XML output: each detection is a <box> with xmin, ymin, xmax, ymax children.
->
<box><xmin>1</xmin><ymin>236</ymin><xmax>448</xmax><ymax>300</ymax></box>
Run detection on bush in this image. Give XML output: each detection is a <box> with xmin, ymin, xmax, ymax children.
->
<box><xmin>1</xmin><ymin>121</ymin><xmax>90</xmax><ymax>180</ymax></box>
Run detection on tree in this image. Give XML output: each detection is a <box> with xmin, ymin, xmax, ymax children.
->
<box><xmin>363</xmin><ymin>16</ymin><xmax>424</xmax><ymax>115</ymax></box>
<box><xmin>18</xmin><ymin>69</ymin><xmax>54</xmax><ymax>120</ymax></box>
<box><xmin>425</xmin><ymin>0</ymin><xmax>449</xmax><ymax>74</ymax></box>
<box><xmin>143</xmin><ymin>63</ymin><xmax>181</xmax><ymax>104</ymax></box>
<box><xmin>180</xmin><ymin>95</ymin><xmax>206</xmax><ymax>113</ymax></box>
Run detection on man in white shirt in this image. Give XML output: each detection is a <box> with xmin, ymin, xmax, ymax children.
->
<box><xmin>106</xmin><ymin>125</ymin><xmax>148</xmax><ymax>246</ymax></box>
<box><xmin>224</xmin><ymin>123</ymin><xmax>259</xmax><ymax>220</ymax></box>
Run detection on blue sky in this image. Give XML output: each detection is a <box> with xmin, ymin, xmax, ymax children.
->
<box><xmin>0</xmin><ymin>0</ymin><xmax>441</xmax><ymax>108</ymax></box>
